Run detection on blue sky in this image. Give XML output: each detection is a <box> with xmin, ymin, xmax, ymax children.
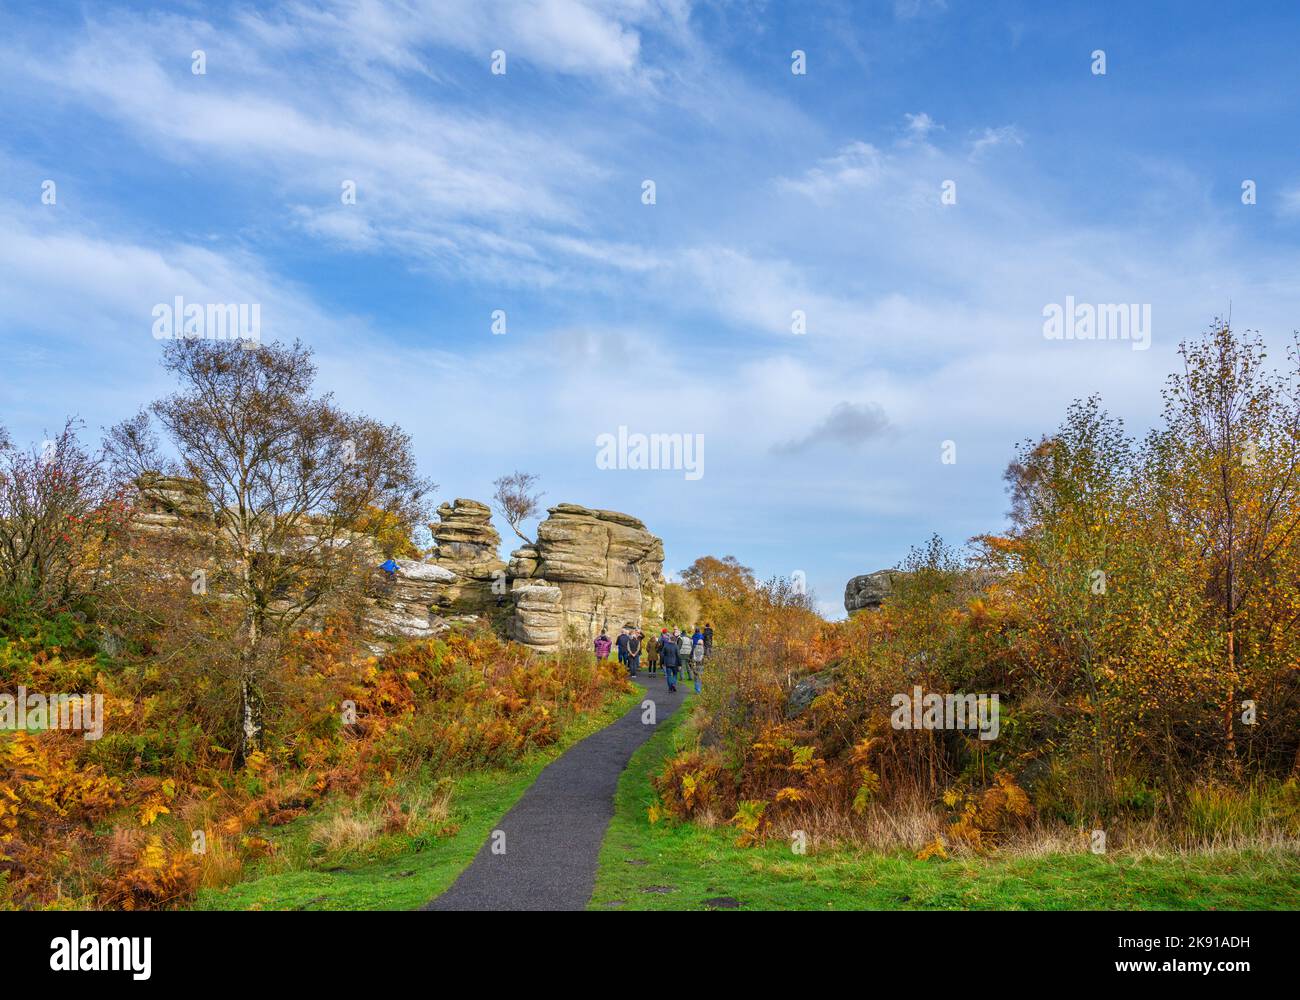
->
<box><xmin>3</xmin><ymin>0</ymin><xmax>1300</xmax><ymax>618</ymax></box>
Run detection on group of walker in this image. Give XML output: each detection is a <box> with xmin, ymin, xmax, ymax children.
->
<box><xmin>593</xmin><ymin>623</ymin><xmax>713</xmax><ymax>694</ymax></box>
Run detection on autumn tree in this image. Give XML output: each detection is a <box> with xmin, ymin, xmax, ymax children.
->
<box><xmin>679</xmin><ymin>554</ymin><xmax>757</xmax><ymax>633</ymax></box>
<box><xmin>0</xmin><ymin>419</ymin><xmax>125</xmax><ymax>613</ymax></box>
<box><xmin>1145</xmin><ymin>322</ymin><xmax>1300</xmax><ymax>768</ymax></box>
<box><xmin>1001</xmin><ymin>399</ymin><xmax>1135</xmax><ymax>685</ymax></box>
<box><xmin>662</xmin><ymin>581</ymin><xmax>700</xmax><ymax>628</ymax></box>
<box><xmin>106</xmin><ymin>339</ymin><xmax>432</xmax><ymax>762</ymax></box>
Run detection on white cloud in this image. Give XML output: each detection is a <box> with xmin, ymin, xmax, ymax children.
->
<box><xmin>241</xmin><ymin>0</ymin><xmax>673</xmax><ymax>78</ymax></box>
<box><xmin>903</xmin><ymin>111</ymin><xmax>941</xmax><ymax>141</ymax></box>
<box><xmin>778</xmin><ymin>141</ymin><xmax>885</xmax><ymax>200</ymax></box>
<box><xmin>969</xmin><ymin>125</ymin><xmax>1024</xmax><ymax>159</ymax></box>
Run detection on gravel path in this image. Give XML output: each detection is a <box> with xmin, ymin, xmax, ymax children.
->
<box><xmin>423</xmin><ymin>671</ymin><xmax>687</xmax><ymax>911</ymax></box>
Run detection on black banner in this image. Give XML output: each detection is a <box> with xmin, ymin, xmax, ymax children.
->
<box><xmin>1</xmin><ymin>909</ymin><xmax>1285</xmax><ymax>986</ymax></box>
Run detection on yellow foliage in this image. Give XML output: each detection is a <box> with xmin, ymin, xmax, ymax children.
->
<box><xmin>137</xmin><ymin>800</ymin><xmax>170</xmax><ymax>826</ymax></box>
<box><xmin>916</xmin><ymin>835</ymin><xmax>948</xmax><ymax>861</ymax></box>
<box><xmin>731</xmin><ymin>799</ymin><xmax>769</xmax><ymax>847</ymax></box>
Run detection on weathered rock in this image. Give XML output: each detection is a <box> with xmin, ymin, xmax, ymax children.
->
<box><xmin>362</xmin><ymin>558</ymin><xmax>457</xmax><ymax>642</ymax></box>
<box><xmin>508</xmin><ymin>503</ymin><xmax>664</xmax><ymax>652</ymax></box>
<box><xmin>427</xmin><ymin>499</ymin><xmax>509</xmax><ymax>614</ymax></box>
<box><xmin>844</xmin><ymin>569</ymin><xmax>900</xmax><ymax>614</ymax></box>
<box><xmin>131</xmin><ymin>472</ymin><xmax>213</xmax><ymax>535</ymax></box>
<box><xmin>137</xmin><ymin>472</ymin><xmax>212</xmax><ymax>518</ymax></box>
<box><xmin>786</xmin><ymin>669</ymin><xmax>837</xmax><ymax>717</ymax></box>
<box><xmin>509</xmin><ymin>583</ymin><xmax>565</xmax><ymax>649</ymax></box>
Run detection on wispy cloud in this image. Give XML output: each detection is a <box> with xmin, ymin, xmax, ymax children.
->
<box><xmin>969</xmin><ymin>125</ymin><xmax>1024</xmax><ymax>159</ymax></box>
<box><xmin>777</xmin><ymin>141</ymin><xmax>884</xmax><ymax>200</ymax></box>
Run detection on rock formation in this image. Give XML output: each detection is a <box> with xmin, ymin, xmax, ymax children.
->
<box><xmin>128</xmin><ymin>474</ymin><xmax>454</xmax><ymax>644</ymax></box>
<box><xmin>508</xmin><ymin>503</ymin><xmax>664</xmax><ymax>652</ymax></box>
<box><xmin>131</xmin><ymin>472</ymin><xmax>213</xmax><ymax>534</ymax></box>
<box><xmin>361</xmin><ymin>559</ymin><xmax>456</xmax><ymax>647</ymax></box>
<box><xmin>508</xmin><ymin>583</ymin><xmax>565</xmax><ymax>649</ymax></box>
<box><xmin>426</xmin><ymin>499</ymin><xmax>509</xmax><ymax>615</ymax></box>
<box><xmin>844</xmin><ymin>569</ymin><xmax>900</xmax><ymax>614</ymax></box>
<box><xmin>126</xmin><ymin>477</ymin><xmax>664</xmax><ymax>656</ymax></box>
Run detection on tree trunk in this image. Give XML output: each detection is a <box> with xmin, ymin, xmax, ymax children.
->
<box><xmin>1225</xmin><ymin>629</ymin><xmax>1237</xmax><ymax>772</ymax></box>
<box><xmin>236</xmin><ymin>599</ymin><xmax>263</xmax><ymax>765</ymax></box>
<box><xmin>238</xmin><ymin>666</ymin><xmax>263</xmax><ymax>764</ymax></box>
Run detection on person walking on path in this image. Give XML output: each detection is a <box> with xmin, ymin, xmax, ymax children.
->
<box><xmin>626</xmin><ymin>630</ymin><xmax>642</xmax><ymax>677</ymax></box>
<box><xmin>690</xmin><ymin>631</ymin><xmax>705</xmax><ymax>694</ymax></box>
<box><xmin>646</xmin><ymin>630</ymin><xmax>660</xmax><ymax>674</ymax></box>
<box><xmin>660</xmin><ymin>630</ymin><xmax>681</xmax><ymax>692</ymax></box>
<box><xmin>703</xmin><ymin>623</ymin><xmax>714</xmax><ymax>657</ymax></box>
<box><xmin>593</xmin><ymin>630</ymin><xmax>612</xmax><ymax>661</ymax></box>
<box><xmin>677</xmin><ymin>629</ymin><xmax>692</xmax><ymax>682</ymax></box>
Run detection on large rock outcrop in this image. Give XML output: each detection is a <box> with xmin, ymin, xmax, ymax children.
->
<box><xmin>844</xmin><ymin>569</ymin><xmax>900</xmax><ymax>614</ymax></box>
<box><xmin>127</xmin><ymin>478</ymin><xmax>664</xmax><ymax>656</ymax></box>
<box><xmin>128</xmin><ymin>474</ymin><xmax>456</xmax><ymax>645</ymax></box>
<box><xmin>508</xmin><ymin>503</ymin><xmax>664</xmax><ymax>652</ymax></box>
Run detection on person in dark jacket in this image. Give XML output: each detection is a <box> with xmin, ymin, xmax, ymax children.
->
<box><xmin>659</xmin><ymin>630</ymin><xmax>681</xmax><ymax>692</ymax></box>
<box><xmin>626</xmin><ymin>630</ymin><xmax>642</xmax><ymax>676</ymax></box>
<box><xmin>703</xmin><ymin>623</ymin><xmax>714</xmax><ymax>657</ymax></box>
<box><xmin>615</xmin><ymin>627</ymin><xmax>631</xmax><ymax>668</ymax></box>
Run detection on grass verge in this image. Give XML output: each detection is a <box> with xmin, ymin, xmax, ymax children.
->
<box><xmin>591</xmin><ymin>705</ymin><xmax>1300</xmax><ymax>911</ymax></box>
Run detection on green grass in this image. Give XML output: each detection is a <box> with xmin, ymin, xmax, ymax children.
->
<box><xmin>194</xmin><ymin>687</ymin><xmax>641</xmax><ymax>911</ymax></box>
<box><xmin>591</xmin><ymin>706</ymin><xmax>1300</xmax><ymax>911</ymax></box>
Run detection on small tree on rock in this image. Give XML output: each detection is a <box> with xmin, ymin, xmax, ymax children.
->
<box><xmin>492</xmin><ymin>470</ymin><xmax>544</xmax><ymax>547</ymax></box>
